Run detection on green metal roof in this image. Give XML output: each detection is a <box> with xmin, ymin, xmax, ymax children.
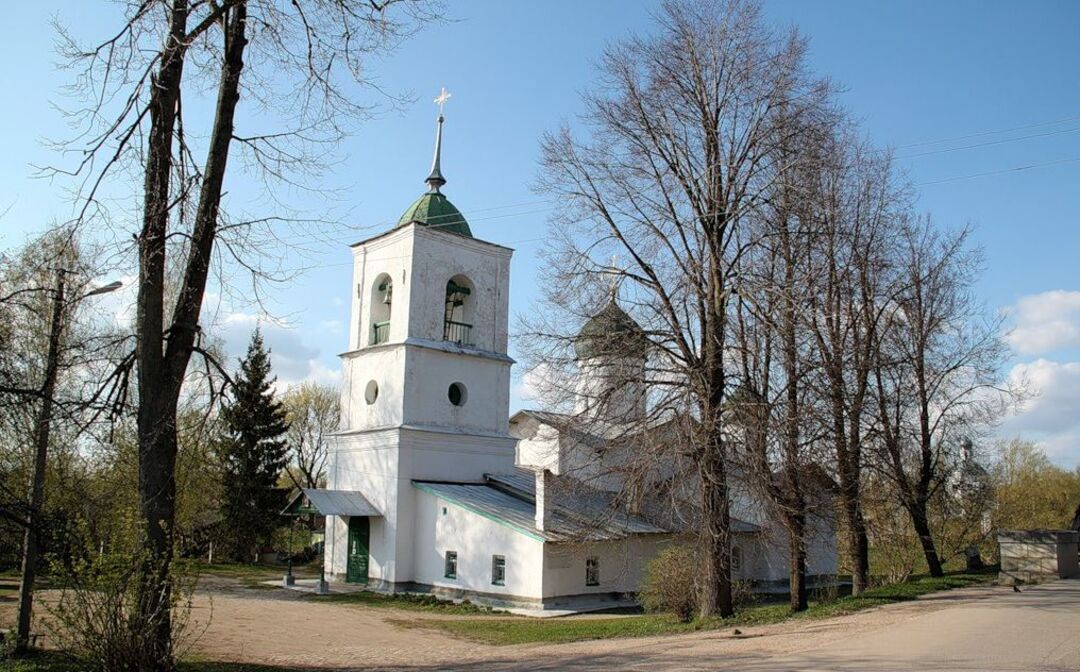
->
<box><xmin>397</xmin><ymin>191</ymin><xmax>472</xmax><ymax>237</ymax></box>
<box><xmin>575</xmin><ymin>300</ymin><xmax>649</xmax><ymax>360</ymax></box>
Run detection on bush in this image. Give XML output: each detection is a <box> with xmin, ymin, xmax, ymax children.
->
<box><xmin>640</xmin><ymin>545</ymin><xmax>699</xmax><ymax>621</ymax></box>
<box><xmin>44</xmin><ymin>551</ymin><xmax>200</xmax><ymax>672</ymax></box>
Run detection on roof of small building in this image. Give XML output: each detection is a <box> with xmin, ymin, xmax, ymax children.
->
<box><xmin>396</xmin><ymin>191</ymin><xmax>472</xmax><ymax>237</ymax></box>
<box><xmin>413</xmin><ymin>469</ymin><xmax>760</xmax><ymax>542</ymax></box>
<box><xmin>413</xmin><ymin>470</ymin><xmax>669</xmax><ymax>542</ymax></box>
<box><xmin>283</xmin><ymin>488</ymin><xmax>381</xmax><ymax>517</ymax></box>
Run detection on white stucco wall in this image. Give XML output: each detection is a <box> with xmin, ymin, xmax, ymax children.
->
<box><xmin>401</xmin><ymin>346</ymin><xmax>511</xmax><ymax>436</ymax></box>
<box><xmin>744</xmin><ymin>516</ymin><xmax>839</xmax><ymax>583</ymax></box>
<box><xmin>542</xmin><ymin>536</ymin><xmax>672</xmax><ymax>597</ymax></box>
<box><xmin>325</xmin><ymin>426</ymin><xmax>517</xmax><ymax>584</ymax></box>
<box><xmin>411</xmin><ymin>486</ymin><xmax>544</xmax><ymax>599</ymax></box>
<box><xmin>511</xmin><ymin>414</ymin><xmax>562</xmax><ymax>472</ymax></box>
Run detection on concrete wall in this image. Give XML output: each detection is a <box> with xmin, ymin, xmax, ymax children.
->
<box><xmin>999</xmin><ymin>530</ymin><xmax>1080</xmax><ymax>583</ymax></box>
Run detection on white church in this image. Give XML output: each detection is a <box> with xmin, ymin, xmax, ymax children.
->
<box><xmin>302</xmin><ymin>98</ymin><xmax>838</xmax><ymax>611</ymax></box>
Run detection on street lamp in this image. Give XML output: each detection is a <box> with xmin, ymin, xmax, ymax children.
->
<box><xmin>14</xmin><ymin>274</ymin><xmax>122</xmax><ymax>653</ymax></box>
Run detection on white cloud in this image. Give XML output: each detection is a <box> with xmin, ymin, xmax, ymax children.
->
<box><xmin>1000</xmin><ymin>359</ymin><xmax>1080</xmax><ymax>465</ymax></box>
<box><xmin>1006</xmin><ymin>290</ymin><xmax>1080</xmax><ymax>355</ymax></box>
<box><xmin>509</xmin><ymin>363</ymin><xmax>570</xmax><ymax>406</ymax></box>
<box><xmin>211</xmin><ymin>310</ymin><xmax>340</xmax><ymax>388</ymax></box>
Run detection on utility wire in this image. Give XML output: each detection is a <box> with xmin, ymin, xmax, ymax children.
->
<box><xmin>916</xmin><ymin>156</ymin><xmax>1080</xmax><ymax>186</ymax></box>
<box><xmin>897</xmin><ymin>113</ymin><xmax>1080</xmax><ymax>149</ymax></box>
<box><xmin>898</xmin><ymin>126</ymin><xmax>1080</xmax><ymax>159</ymax></box>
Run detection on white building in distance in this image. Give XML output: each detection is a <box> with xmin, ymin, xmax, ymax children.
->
<box><xmin>308</xmin><ymin>103</ymin><xmax>837</xmax><ymax>611</ymax></box>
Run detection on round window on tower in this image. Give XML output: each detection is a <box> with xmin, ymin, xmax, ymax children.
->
<box><xmin>448</xmin><ymin>382</ymin><xmax>467</xmax><ymax>407</ymax></box>
<box><xmin>365</xmin><ymin>380</ymin><xmax>379</xmax><ymax>405</ymax></box>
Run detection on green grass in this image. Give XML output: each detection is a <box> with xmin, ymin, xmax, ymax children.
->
<box><xmin>308</xmin><ymin>589</ymin><xmax>497</xmax><ymax>615</ymax></box>
<box><xmin>187</xmin><ymin>562</ymin><xmax>300</xmax><ymax>579</ymax></box>
<box><xmin>398</xmin><ymin>570</ymin><xmax>996</xmax><ymax>646</ymax></box>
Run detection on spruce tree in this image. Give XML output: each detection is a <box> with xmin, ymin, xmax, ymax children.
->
<box><xmin>218</xmin><ymin>329</ymin><xmax>290</xmax><ymax>562</ymax></box>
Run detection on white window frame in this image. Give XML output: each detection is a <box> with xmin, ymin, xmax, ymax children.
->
<box><xmin>491</xmin><ymin>554</ymin><xmax>506</xmax><ymax>586</ymax></box>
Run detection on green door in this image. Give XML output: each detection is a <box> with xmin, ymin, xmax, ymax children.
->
<box><xmin>346</xmin><ymin>517</ymin><xmax>369</xmax><ymax>584</ymax></box>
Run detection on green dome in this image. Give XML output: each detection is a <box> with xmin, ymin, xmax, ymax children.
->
<box><xmin>575</xmin><ymin>300</ymin><xmax>648</xmax><ymax>360</ymax></box>
<box><xmin>397</xmin><ymin>191</ymin><xmax>472</xmax><ymax>237</ymax></box>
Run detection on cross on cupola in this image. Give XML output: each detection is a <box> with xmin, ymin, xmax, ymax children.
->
<box><xmin>426</xmin><ymin>87</ymin><xmax>452</xmax><ymax>193</ymax></box>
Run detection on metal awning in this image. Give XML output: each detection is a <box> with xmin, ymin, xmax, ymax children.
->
<box><xmin>283</xmin><ymin>488</ymin><xmax>381</xmax><ymax>517</ymax></box>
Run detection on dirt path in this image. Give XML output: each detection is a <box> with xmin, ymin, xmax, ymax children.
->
<box><xmin>185</xmin><ymin>578</ymin><xmax>1027</xmax><ymax>671</ymax></box>
<box><xmin>8</xmin><ymin>574</ymin><xmax>1075</xmax><ymax>671</ymax></box>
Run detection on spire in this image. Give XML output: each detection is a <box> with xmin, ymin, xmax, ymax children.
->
<box><xmin>425</xmin><ymin>87</ymin><xmax>452</xmax><ymax>193</ymax></box>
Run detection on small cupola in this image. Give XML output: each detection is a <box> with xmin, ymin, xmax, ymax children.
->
<box><xmin>397</xmin><ymin>87</ymin><xmax>472</xmax><ymax>238</ymax></box>
<box><xmin>574</xmin><ymin>296</ymin><xmax>649</xmax><ymax>361</ymax></box>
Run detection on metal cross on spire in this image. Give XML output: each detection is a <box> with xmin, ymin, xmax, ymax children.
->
<box><xmin>426</xmin><ymin>87</ymin><xmax>451</xmax><ymax>191</ymax></box>
<box><xmin>434</xmin><ymin>87</ymin><xmax>452</xmax><ymax>116</ymax></box>
<box><xmin>607</xmin><ymin>254</ymin><xmax>623</xmax><ymax>300</ymax></box>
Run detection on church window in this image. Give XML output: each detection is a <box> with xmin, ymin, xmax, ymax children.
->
<box><xmin>444</xmin><ymin>551</ymin><xmax>457</xmax><ymax>580</ymax></box>
<box><xmin>448</xmin><ymin>382</ymin><xmax>468</xmax><ymax>407</ymax></box>
<box><xmin>586</xmin><ymin>556</ymin><xmax>600</xmax><ymax>586</ymax></box>
<box><xmin>491</xmin><ymin>555</ymin><xmax>505</xmax><ymax>586</ymax></box>
<box><xmin>443</xmin><ymin>275</ymin><xmax>474</xmax><ymax>345</ymax></box>
<box><xmin>369</xmin><ymin>274</ymin><xmax>393</xmax><ymax>345</ymax></box>
<box><xmin>364</xmin><ymin>380</ymin><xmax>379</xmax><ymax>405</ymax></box>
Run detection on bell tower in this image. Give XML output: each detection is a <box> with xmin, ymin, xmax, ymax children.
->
<box><xmin>325</xmin><ymin>90</ymin><xmax>517</xmax><ymax>588</ymax></box>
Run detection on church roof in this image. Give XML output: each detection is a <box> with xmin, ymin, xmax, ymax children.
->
<box><xmin>397</xmin><ymin>191</ymin><xmax>472</xmax><ymax>237</ymax></box>
<box><xmin>412</xmin><ymin>471</ymin><xmax>669</xmax><ymax>543</ymax></box>
<box><xmin>575</xmin><ymin>299</ymin><xmax>648</xmax><ymax>360</ymax></box>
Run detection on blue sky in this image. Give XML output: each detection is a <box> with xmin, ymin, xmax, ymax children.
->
<box><xmin>2</xmin><ymin>1</ymin><xmax>1078</xmax><ymax>465</ymax></box>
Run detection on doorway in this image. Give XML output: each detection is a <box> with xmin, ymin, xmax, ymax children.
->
<box><xmin>346</xmin><ymin>516</ymin><xmax>369</xmax><ymax>584</ymax></box>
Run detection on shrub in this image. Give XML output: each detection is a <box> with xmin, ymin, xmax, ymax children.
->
<box><xmin>640</xmin><ymin>545</ymin><xmax>699</xmax><ymax>621</ymax></box>
<box><xmin>44</xmin><ymin>551</ymin><xmax>200</xmax><ymax>672</ymax></box>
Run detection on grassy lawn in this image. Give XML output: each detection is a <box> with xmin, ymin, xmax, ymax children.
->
<box><xmin>397</xmin><ymin>571</ymin><xmax>996</xmax><ymax>646</ymax></box>
<box><xmin>188</xmin><ymin>562</ymin><xmax>316</xmax><ymax>579</ymax></box>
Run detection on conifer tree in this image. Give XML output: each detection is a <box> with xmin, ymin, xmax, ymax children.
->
<box><xmin>218</xmin><ymin>329</ymin><xmax>289</xmax><ymax>562</ymax></box>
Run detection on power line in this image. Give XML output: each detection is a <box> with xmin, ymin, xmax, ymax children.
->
<box><xmin>897</xmin><ymin>113</ymin><xmax>1080</xmax><ymax>149</ymax></box>
<box><xmin>915</xmin><ymin>156</ymin><xmax>1080</xmax><ymax>186</ymax></box>
<box><xmin>899</xmin><ymin>125</ymin><xmax>1080</xmax><ymax>159</ymax></box>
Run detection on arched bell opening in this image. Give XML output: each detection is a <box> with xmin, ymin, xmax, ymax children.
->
<box><xmin>443</xmin><ymin>274</ymin><xmax>475</xmax><ymax>345</ymax></box>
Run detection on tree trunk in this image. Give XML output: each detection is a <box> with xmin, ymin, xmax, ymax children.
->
<box><xmin>843</xmin><ymin>490</ymin><xmax>870</xmax><ymax>593</ymax></box>
<box><xmin>14</xmin><ymin>272</ymin><xmax>65</xmax><ymax>653</ymax></box>
<box><xmin>698</xmin><ymin>441</ymin><xmax>733</xmax><ymax>618</ymax></box>
<box><xmin>134</xmin><ymin>3</ymin><xmax>247</xmax><ymax>667</ymax></box>
<box><xmin>909</xmin><ymin>500</ymin><xmax>944</xmax><ymax>577</ymax></box>
<box><xmin>787</xmin><ymin>513</ymin><xmax>808</xmax><ymax>612</ymax></box>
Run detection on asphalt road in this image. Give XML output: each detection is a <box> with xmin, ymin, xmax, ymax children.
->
<box><xmin>755</xmin><ymin>578</ymin><xmax>1080</xmax><ymax>672</ymax></box>
<box><xmin>438</xmin><ymin>579</ymin><xmax>1080</xmax><ymax>672</ymax></box>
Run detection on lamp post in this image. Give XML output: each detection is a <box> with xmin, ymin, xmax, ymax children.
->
<box><xmin>14</xmin><ymin>274</ymin><xmax>122</xmax><ymax>653</ymax></box>
<box><xmin>284</xmin><ymin>516</ymin><xmax>296</xmax><ymax>587</ymax></box>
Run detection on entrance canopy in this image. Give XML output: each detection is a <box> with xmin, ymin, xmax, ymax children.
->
<box><xmin>283</xmin><ymin>488</ymin><xmax>381</xmax><ymax>517</ymax></box>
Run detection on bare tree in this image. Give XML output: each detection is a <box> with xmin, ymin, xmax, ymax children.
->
<box><xmin>803</xmin><ymin>134</ymin><xmax>907</xmax><ymax>595</ymax></box>
<box><xmin>529</xmin><ymin>0</ymin><xmax>831</xmax><ymax>618</ymax></box>
<box><xmin>871</xmin><ymin>218</ymin><xmax>1011</xmax><ymax>577</ymax></box>
<box><xmin>282</xmin><ymin>381</ymin><xmax>338</xmax><ymax>491</ymax></box>
<box><xmin>48</xmin><ymin>1</ymin><xmax>442</xmax><ymax>665</ymax></box>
